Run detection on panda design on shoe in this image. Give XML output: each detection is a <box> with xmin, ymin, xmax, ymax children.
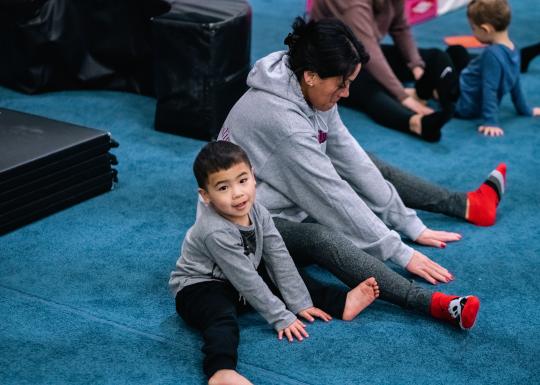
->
<box><xmin>448</xmin><ymin>296</ymin><xmax>479</xmax><ymax>330</ymax></box>
<box><xmin>448</xmin><ymin>297</ymin><xmax>465</xmax><ymax>322</ymax></box>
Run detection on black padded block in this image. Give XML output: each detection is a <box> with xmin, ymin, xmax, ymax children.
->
<box><xmin>0</xmin><ymin>171</ymin><xmax>115</xmax><ymax>235</ymax></box>
<box><xmin>0</xmin><ymin>0</ymin><xmax>170</xmax><ymax>95</ymax></box>
<box><xmin>152</xmin><ymin>0</ymin><xmax>252</xmax><ymax>140</ymax></box>
<box><xmin>0</xmin><ymin>108</ymin><xmax>114</xmax><ymax>184</ymax></box>
<box><xmin>0</xmin><ymin>107</ymin><xmax>118</xmax><ymax>234</ymax></box>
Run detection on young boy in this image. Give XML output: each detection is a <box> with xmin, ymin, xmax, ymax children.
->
<box><xmin>169</xmin><ymin>141</ymin><xmax>380</xmax><ymax>385</ymax></box>
<box><xmin>452</xmin><ymin>0</ymin><xmax>540</xmax><ymax>136</ymax></box>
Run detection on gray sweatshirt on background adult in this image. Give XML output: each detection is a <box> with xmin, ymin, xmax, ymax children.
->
<box><xmin>169</xmin><ymin>200</ymin><xmax>313</xmax><ymax>331</ymax></box>
<box><xmin>218</xmin><ymin>51</ymin><xmax>426</xmax><ymax>267</ymax></box>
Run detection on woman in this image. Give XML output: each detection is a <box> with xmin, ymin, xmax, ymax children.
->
<box><xmin>310</xmin><ymin>0</ymin><xmax>458</xmax><ymax>141</ymax></box>
<box><xmin>218</xmin><ymin>18</ymin><xmax>501</xmax><ymax>329</ymax></box>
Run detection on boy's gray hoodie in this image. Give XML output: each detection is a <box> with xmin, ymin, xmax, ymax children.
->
<box><xmin>169</xmin><ymin>200</ymin><xmax>312</xmax><ymax>331</ymax></box>
<box><xmin>219</xmin><ymin>51</ymin><xmax>426</xmax><ymax>267</ymax></box>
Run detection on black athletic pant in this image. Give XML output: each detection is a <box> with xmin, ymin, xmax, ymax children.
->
<box><xmin>341</xmin><ymin>44</ymin><xmax>458</xmax><ymax>132</ymax></box>
<box><xmin>175</xmin><ymin>264</ymin><xmax>347</xmax><ymax>378</ymax></box>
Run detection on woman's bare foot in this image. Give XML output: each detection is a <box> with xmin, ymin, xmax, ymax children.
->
<box><xmin>342</xmin><ymin>277</ymin><xmax>380</xmax><ymax>321</ymax></box>
<box><xmin>208</xmin><ymin>369</ymin><xmax>253</xmax><ymax>385</ymax></box>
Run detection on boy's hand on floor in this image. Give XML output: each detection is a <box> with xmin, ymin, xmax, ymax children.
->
<box><xmin>406</xmin><ymin>250</ymin><xmax>453</xmax><ymax>285</ymax></box>
<box><xmin>415</xmin><ymin>228</ymin><xmax>462</xmax><ymax>248</ymax></box>
<box><xmin>278</xmin><ymin>319</ymin><xmax>308</xmax><ymax>342</ymax></box>
<box><xmin>478</xmin><ymin>125</ymin><xmax>504</xmax><ymax>136</ymax></box>
<box><xmin>299</xmin><ymin>307</ymin><xmax>332</xmax><ymax>323</ymax></box>
<box><xmin>533</xmin><ymin>107</ymin><xmax>540</xmax><ymax>116</ymax></box>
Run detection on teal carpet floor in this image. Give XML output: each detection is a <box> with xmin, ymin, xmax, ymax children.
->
<box><xmin>1</xmin><ymin>1</ymin><xmax>539</xmax><ymax>384</ymax></box>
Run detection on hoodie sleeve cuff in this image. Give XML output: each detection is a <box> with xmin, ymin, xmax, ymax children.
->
<box><xmin>273</xmin><ymin>311</ymin><xmax>298</xmax><ymax>331</ymax></box>
<box><xmin>391</xmin><ymin>243</ymin><xmax>415</xmax><ymax>268</ymax></box>
<box><xmin>401</xmin><ymin>217</ymin><xmax>427</xmax><ymax>243</ymax></box>
<box><xmin>288</xmin><ymin>298</ymin><xmax>314</xmax><ymax>316</ymax></box>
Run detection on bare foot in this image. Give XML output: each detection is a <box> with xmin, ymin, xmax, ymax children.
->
<box><xmin>342</xmin><ymin>277</ymin><xmax>380</xmax><ymax>321</ymax></box>
<box><xmin>208</xmin><ymin>369</ymin><xmax>253</xmax><ymax>385</ymax></box>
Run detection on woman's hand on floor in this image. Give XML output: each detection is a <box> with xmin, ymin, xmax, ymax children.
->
<box><xmin>406</xmin><ymin>250</ymin><xmax>454</xmax><ymax>285</ymax></box>
<box><xmin>415</xmin><ymin>228</ymin><xmax>462</xmax><ymax>248</ymax></box>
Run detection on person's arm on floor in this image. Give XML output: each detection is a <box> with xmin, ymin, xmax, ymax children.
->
<box><xmin>259</xmin><ymin>206</ymin><xmax>332</xmax><ymax>337</ymax></box>
<box><xmin>259</xmin><ymin>205</ymin><xmax>314</xmax><ymax>315</ymax></box>
<box><xmin>325</xmin><ymin>108</ymin><xmax>424</xmax><ymax>239</ymax></box>
<box><xmin>509</xmin><ymin>76</ymin><xmax>536</xmax><ymax>117</ymax></box>
<box><xmin>341</xmin><ymin>3</ymin><xmax>406</xmax><ymax>101</ymax></box>
<box><xmin>256</xmin><ymin>111</ymin><xmax>454</xmax><ymax>285</ymax></box>
<box><xmin>340</xmin><ymin>2</ymin><xmax>430</xmax><ymax>114</ymax></box>
<box><xmin>478</xmin><ymin>50</ymin><xmax>504</xmax><ymax>136</ymax></box>
<box><xmin>387</xmin><ymin>0</ymin><xmax>425</xmax><ymax>77</ymax></box>
<box><xmin>204</xmin><ymin>229</ymin><xmax>298</xmax><ymax>332</ymax></box>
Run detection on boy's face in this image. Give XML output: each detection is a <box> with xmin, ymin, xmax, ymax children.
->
<box><xmin>469</xmin><ymin>20</ymin><xmax>495</xmax><ymax>44</ymax></box>
<box><xmin>199</xmin><ymin>162</ymin><xmax>256</xmax><ymax>226</ymax></box>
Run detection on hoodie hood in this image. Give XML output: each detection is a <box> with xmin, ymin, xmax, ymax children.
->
<box><xmin>247</xmin><ymin>51</ymin><xmax>315</xmax><ymax>117</ymax></box>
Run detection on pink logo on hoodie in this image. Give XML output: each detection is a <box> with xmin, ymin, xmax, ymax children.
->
<box><xmin>318</xmin><ymin>130</ymin><xmax>327</xmax><ymax>144</ymax></box>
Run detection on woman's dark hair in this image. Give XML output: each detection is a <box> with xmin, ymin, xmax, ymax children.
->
<box><xmin>193</xmin><ymin>141</ymin><xmax>252</xmax><ymax>189</ymax></box>
<box><xmin>284</xmin><ymin>17</ymin><xmax>369</xmax><ymax>82</ymax></box>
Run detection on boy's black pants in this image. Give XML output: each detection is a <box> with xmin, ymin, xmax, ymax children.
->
<box><xmin>175</xmin><ymin>267</ymin><xmax>347</xmax><ymax>378</ymax></box>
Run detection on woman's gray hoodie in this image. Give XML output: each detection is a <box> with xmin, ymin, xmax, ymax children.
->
<box><xmin>218</xmin><ymin>51</ymin><xmax>426</xmax><ymax>267</ymax></box>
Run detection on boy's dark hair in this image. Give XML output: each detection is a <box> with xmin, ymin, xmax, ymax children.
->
<box><xmin>193</xmin><ymin>141</ymin><xmax>252</xmax><ymax>189</ymax></box>
<box><xmin>284</xmin><ymin>17</ymin><xmax>370</xmax><ymax>82</ymax></box>
<box><xmin>467</xmin><ymin>0</ymin><xmax>511</xmax><ymax>32</ymax></box>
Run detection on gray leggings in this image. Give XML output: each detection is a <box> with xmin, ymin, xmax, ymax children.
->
<box><xmin>368</xmin><ymin>153</ymin><xmax>467</xmax><ymax>219</ymax></box>
<box><xmin>274</xmin><ymin>218</ymin><xmax>432</xmax><ymax>314</ymax></box>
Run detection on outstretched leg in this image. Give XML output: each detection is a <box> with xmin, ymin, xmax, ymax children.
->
<box><xmin>344</xmin><ymin>72</ymin><xmax>449</xmax><ymax>142</ymax></box>
<box><xmin>176</xmin><ymin>281</ymin><xmax>251</xmax><ymax>383</ymax></box>
<box><xmin>274</xmin><ymin>218</ymin><xmax>432</xmax><ymax>312</ymax></box>
<box><xmin>298</xmin><ymin>271</ymin><xmax>379</xmax><ymax>321</ymax></box>
<box><xmin>368</xmin><ymin>153</ymin><xmax>467</xmax><ymax>218</ymax></box>
<box><xmin>274</xmin><ymin>218</ymin><xmax>480</xmax><ymax>330</ymax></box>
<box><xmin>368</xmin><ymin>154</ymin><xmax>507</xmax><ymax>226</ymax></box>
<box><xmin>466</xmin><ymin>163</ymin><xmax>507</xmax><ymax>226</ymax></box>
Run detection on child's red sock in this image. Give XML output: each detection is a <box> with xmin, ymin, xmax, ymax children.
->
<box><xmin>467</xmin><ymin>163</ymin><xmax>506</xmax><ymax>226</ymax></box>
<box><xmin>430</xmin><ymin>292</ymin><xmax>480</xmax><ymax>330</ymax></box>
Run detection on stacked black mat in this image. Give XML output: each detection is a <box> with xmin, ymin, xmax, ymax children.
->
<box><xmin>0</xmin><ymin>108</ymin><xmax>118</xmax><ymax>235</ymax></box>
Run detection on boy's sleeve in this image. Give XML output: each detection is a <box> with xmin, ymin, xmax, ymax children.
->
<box><xmin>204</xmin><ymin>229</ymin><xmax>297</xmax><ymax>331</ymax></box>
<box><xmin>480</xmin><ymin>50</ymin><xmax>503</xmax><ymax>127</ymax></box>
<box><xmin>260</xmin><ymin>208</ymin><xmax>313</xmax><ymax>315</ymax></box>
<box><xmin>388</xmin><ymin>0</ymin><xmax>425</xmax><ymax>71</ymax></box>
<box><xmin>510</xmin><ymin>76</ymin><xmax>533</xmax><ymax>116</ymax></box>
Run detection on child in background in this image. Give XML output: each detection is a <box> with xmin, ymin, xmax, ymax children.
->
<box><xmin>428</xmin><ymin>0</ymin><xmax>540</xmax><ymax>136</ymax></box>
<box><xmin>169</xmin><ymin>141</ymin><xmax>380</xmax><ymax>385</ymax></box>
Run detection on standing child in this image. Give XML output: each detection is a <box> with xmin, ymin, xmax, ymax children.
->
<box><xmin>424</xmin><ymin>0</ymin><xmax>540</xmax><ymax>136</ymax></box>
<box><xmin>169</xmin><ymin>141</ymin><xmax>380</xmax><ymax>385</ymax></box>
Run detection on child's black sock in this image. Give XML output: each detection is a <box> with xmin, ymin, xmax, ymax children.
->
<box><xmin>419</xmin><ymin>110</ymin><xmax>452</xmax><ymax>142</ymax></box>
